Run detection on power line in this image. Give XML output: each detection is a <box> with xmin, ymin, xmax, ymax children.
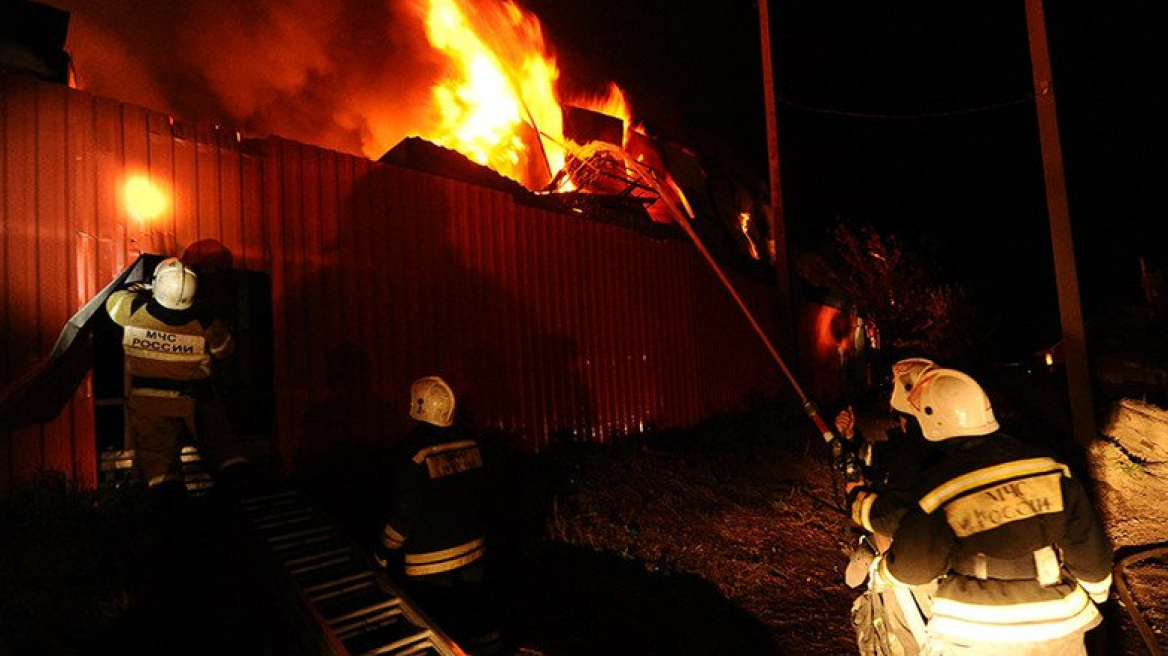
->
<box><xmin>776</xmin><ymin>92</ymin><xmax>1037</xmax><ymax>120</ymax></box>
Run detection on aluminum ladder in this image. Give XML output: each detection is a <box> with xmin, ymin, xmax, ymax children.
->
<box><xmin>239</xmin><ymin>488</ymin><xmax>464</xmax><ymax>656</ymax></box>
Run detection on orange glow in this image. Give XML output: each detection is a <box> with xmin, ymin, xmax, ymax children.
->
<box><xmin>123</xmin><ymin>175</ymin><xmax>169</xmax><ymax>223</ymax></box>
<box><xmin>1044</xmin><ymin>352</ymin><xmax>1054</xmax><ymax>367</ymax></box>
<box><xmin>739</xmin><ymin>212</ymin><xmax>760</xmax><ymax>260</ymax></box>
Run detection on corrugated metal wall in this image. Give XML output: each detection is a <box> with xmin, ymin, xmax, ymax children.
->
<box><xmin>1</xmin><ymin>73</ymin><xmax>786</xmax><ymax>489</ymax></box>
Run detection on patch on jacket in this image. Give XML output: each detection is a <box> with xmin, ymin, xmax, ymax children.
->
<box><xmin>943</xmin><ymin>472</ymin><xmax>1064</xmax><ymax>537</ymax></box>
<box><xmin>123</xmin><ymin>326</ymin><xmax>206</xmax><ymax>356</ymax></box>
<box><xmin>414</xmin><ymin>441</ymin><xmax>483</xmax><ymax>479</ymax></box>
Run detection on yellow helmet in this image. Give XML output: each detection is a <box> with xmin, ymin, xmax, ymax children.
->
<box><xmin>906</xmin><ymin>368</ymin><xmax>999</xmax><ymax>441</ymax></box>
<box><xmin>409</xmin><ymin>376</ymin><xmax>455</xmax><ymax>427</ymax></box>
<box><xmin>889</xmin><ymin>357</ymin><xmax>936</xmax><ymax>414</ymax></box>
<box><xmin>151</xmin><ymin>257</ymin><xmax>198</xmax><ymax>310</ymax></box>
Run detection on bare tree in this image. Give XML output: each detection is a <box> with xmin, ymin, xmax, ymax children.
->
<box><xmin>799</xmin><ymin>222</ymin><xmax>976</xmax><ymax>361</ymax></box>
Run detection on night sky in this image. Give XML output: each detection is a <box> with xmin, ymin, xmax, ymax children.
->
<box><xmin>532</xmin><ymin>0</ymin><xmax>1164</xmax><ymax>357</ymax></box>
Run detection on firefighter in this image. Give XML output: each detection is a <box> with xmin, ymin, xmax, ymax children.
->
<box><xmin>375</xmin><ymin>376</ymin><xmax>500</xmax><ymax>655</ymax></box>
<box><xmin>874</xmin><ymin>368</ymin><xmax>1112</xmax><ymax>655</ymax></box>
<box><xmin>105</xmin><ymin>256</ymin><xmax>237</xmax><ymax>493</ymax></box>
<box><xmin>840</xmin><ymin>357</ymin><xmax>941</xmax><ymax>654</ymax></box>
<box><xmin>844</xmin><ymin>357</ymin><xmax>940</xmax><ymax>542</ymax></box>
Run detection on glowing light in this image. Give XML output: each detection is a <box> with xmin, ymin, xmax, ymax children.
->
<box><xmin>1044</xmin><ymin>353</ymin><xmax>1054</xmax><ymax>367</ymax></box>
<box><xmin>739</xmin><ymin>212</ymin><xmax>761</xmax><ymax>260</ymax></box>
<box><xmin>123</xmin><ymin>175</ymin><xmax>169</xmax><ymax>223</ymax></box>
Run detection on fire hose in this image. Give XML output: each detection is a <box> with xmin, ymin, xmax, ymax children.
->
<box><xmin>610</xmin><ymin>153</ymin><xmax>861</xmax><ymax>482</ymax></box>
<box><xmin>1113</xmin><ymin>541</ymin><xmax>1168</xmax><ymax>656</ymax></box>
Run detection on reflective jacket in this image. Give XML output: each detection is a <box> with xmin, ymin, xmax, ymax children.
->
<box><xmin>106</xmin><ymin>289</ymin><xmax>233</xmax><ymax>415</ymax></box>
<box><xmin>378</xmin><ymin>423</ymin><xmax>488</xmax><ymax>578</ymax></box>
<box><xmin>850</xmin><ymin>430</ymin><xmax>939</xmax><ymax>537</ymax></box>
<box><xmin>880</xmin><ymin>432</ymin><xmax>1112</xmax><ymax>644</ymax></box>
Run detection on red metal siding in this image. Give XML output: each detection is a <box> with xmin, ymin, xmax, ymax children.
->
<box><xmin>1</xmin><ymin>75</ymin><xmax>263</xmax><ymax>488</ymax></box>
<box><xmin>1</xmin><ymin>74</ymin><xmax>786</xmax><ymax>489</ymax></box>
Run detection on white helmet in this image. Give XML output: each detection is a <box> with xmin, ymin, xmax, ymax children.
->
<box><xmin>409</xmin><ymin>376</ymin><xmax>455</xmax><ymax>427</ymax></box>
<box><xmin>890</xmin><ymin>357</ymin><xmax>936</xmax><ymax>413</ymax></box>
<box><xmin>905</xmin><ymin>368</ymin><xmax>999</xmax><ymax>442</ymax></box>
<box><xmin>151</xmin><ymin>257</ymin><xmax>198</xmax><ymax>310</ymax></box>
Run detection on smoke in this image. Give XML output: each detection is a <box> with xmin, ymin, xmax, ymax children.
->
<box><xmin>59</xmin><ymin>0</ymin><xmax>446</xmax><ymax>158</ymax></box>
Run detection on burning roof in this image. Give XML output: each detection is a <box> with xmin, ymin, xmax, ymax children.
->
<box><xmin>58</xmin><ymin>0</ymin><xmax>771</xmax><ymax>262</ymax></box>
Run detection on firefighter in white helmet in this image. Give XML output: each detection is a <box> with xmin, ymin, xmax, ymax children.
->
<box><xmin>376</xmin><ymin>376</ymin><xmax>501</xmax><ymax>654</ymax></box>
<box><xmin>105</xmin><ymin>257</ymin><xmax>236</xmax><ymax>493</ymax></box>
<box><xmin>873</xmin><ymin>368</ymin><xmax>1112</xmax><ymax>655</ymax></box>
<box><xmin>845</xmin><ymin>357</ymin><xmax>939</xmax><ymax>539</ymax></box>
<box><xmin>840</xmin><ymin>357</ymin><xmax>941</xmax><ymax>655</ymax></box>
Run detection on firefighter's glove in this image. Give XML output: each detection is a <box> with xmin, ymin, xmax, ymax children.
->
<box><xmin>373</xmin><ymin>544</ymin><xmax>392</xmax><ymax>570</ymax></box>
<box><xmin>845</xmin><ymin>483</ymin><xmax>871</xmax><ymax>510</ymax></box>
<box><xmin>834</xmin><ymin>407</ymin><xmax>856</xmax><ymax>440</ymax></box>
<box><xmin>846</xmin><ymin>484</ymin><xmax>877</xmax><ymax>532</ymax></box>
<box><xmin>846</xmin><ymin>539</ymin><xmax>877</xmax><ymax>588</ymax></box>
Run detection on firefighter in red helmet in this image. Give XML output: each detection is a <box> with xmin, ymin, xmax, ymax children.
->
<box><xmin>105</xmin><ymin>256</ymin><xmax>238</xmax><ymax>493</ymax></box>
<box><xmin>376</xmin><ymin>376</ymin><xmax>501</xmax><ymax>654</ymax></box>
<box><xmin>872</xmin><ymin>368</ymin><xmax>1112</xmax><ymax>655</ymax></box>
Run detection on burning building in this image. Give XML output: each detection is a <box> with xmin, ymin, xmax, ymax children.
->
<box><xmin>0</xmin><ymin>0</ymin><xmax>857</xmax><ymax>490</ymax></box>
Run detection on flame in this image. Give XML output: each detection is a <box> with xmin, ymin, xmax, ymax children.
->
<box><xmin>575</xmin><ymin>83</ymin><xmax>634</xmax><ymax>138</ymax></box>
<box><xmin>421</xmin><ymin>0</ymin><xmax>565</xmax><ymax>187</ymax></box>
<box><xmin>739</xmin><ymin>212</ymin><xmax>761</xmax><ymax>260</ymax></box>
<box><xmin>414</xmin><ymin>0</ymin><xmax>696</xmax><ymax>227</ymax></box>
<box><xmin>419</xmin><ymin>0</ymin><xmax>646</xmax><ymax>190</ymax></box>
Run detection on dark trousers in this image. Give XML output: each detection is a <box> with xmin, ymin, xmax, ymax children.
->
<box><xmin>405</xmin><ymin>560</ymin><xmax>501</xmax><ymax>655</ymax></box>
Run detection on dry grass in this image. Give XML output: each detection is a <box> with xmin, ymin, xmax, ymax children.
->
<box><xmin>541</xmin><ymin>406</ymin><xmax>861</xmax><ymax>654</ymax></box>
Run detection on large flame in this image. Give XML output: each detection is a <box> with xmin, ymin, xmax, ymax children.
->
<box><xmin>418</xmin><ymin>0</ymin><xmax>638</xmax><ymax>191</ymax></box>
<box><xmin>423</xmin><ymin>0</ymin><xmax>561</xmax><ymax>185</ymax></box>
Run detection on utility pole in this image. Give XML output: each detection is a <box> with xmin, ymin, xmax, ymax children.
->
<box><xmin>757</xmin><ymin>0</ymin><xmax>797</xmax><ymax>372</ymax></box>
<box><xmin>1024</xmin><ymin>0</ymin><xmax>1096</xmax><ymax>445</ymax></box>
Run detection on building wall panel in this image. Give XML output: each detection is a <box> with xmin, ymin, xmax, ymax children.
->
<box><xmin>35</xmin><ymin>82</ymin><xmax>74</xmax><ymax>477</ymax></box>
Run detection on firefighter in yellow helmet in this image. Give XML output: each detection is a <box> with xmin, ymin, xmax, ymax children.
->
<box><xmin>873</xmin><ymin>368</ymin><xmax>1112</xmax><ymax>655</ymax></box>
<box><xmin>375</xmin><ymin>376</ymin><xmax>500</xmax><ymax>654</ymax></box>
<box><xmin>105</xmin><ymin>257</ymin><xmax>236</xmax><ymax>492</ymax></box>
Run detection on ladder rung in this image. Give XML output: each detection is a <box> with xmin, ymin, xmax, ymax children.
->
<box><xmin>304</xmin><ymin>571</ymin><xmax>373</xmax><ymax>595</ymax></box>
<box><xmin>240</xmin><ymin>489</ymin><xmax>299</xmax><ymax>507</ymax></box>
<box><xmin>329</xmin><ymin>598</ymin><xmax>403</xmax><ymax>626</ymax></box>
<box><xmin>256</xmin><ymin>510</ymin><xmax>316</xmax><ymax>531</ymax></box>
<box><xmin>358</xmin><ymin>629</ymin><xmax>434</xmax><ymax>656</ymax></box>
<box><xmin>272</xmin><ymin>532</ymin><xmax>333</xmax><ymax>554</ymax></box>
<box><xmin>283</xmin><ymin>547</ymin><xmax>352</xmax><ymax>569</ymax></box>
<box><xmin>252</xmin><ymin>505</ymin><xmax>313</xmax><ymax>522</ymax></box>
<box><xmin>334</xmin><ymin>607</ymin><xmax>405</xmax><ymax>640</ymax></box>
<box><xmin>289</xmin><ymin>554</ymin><xmax>354</xmax><ymax>577</ymax></box>
<box><xmin>266</xmin><ymin>525</ymin><xmax>331</xmax><ymax>544</ymax></box>
<box><xmin>309</xmin><ymin>579</ymin><xmax>376</xmax><ymax>604</ymax></box>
